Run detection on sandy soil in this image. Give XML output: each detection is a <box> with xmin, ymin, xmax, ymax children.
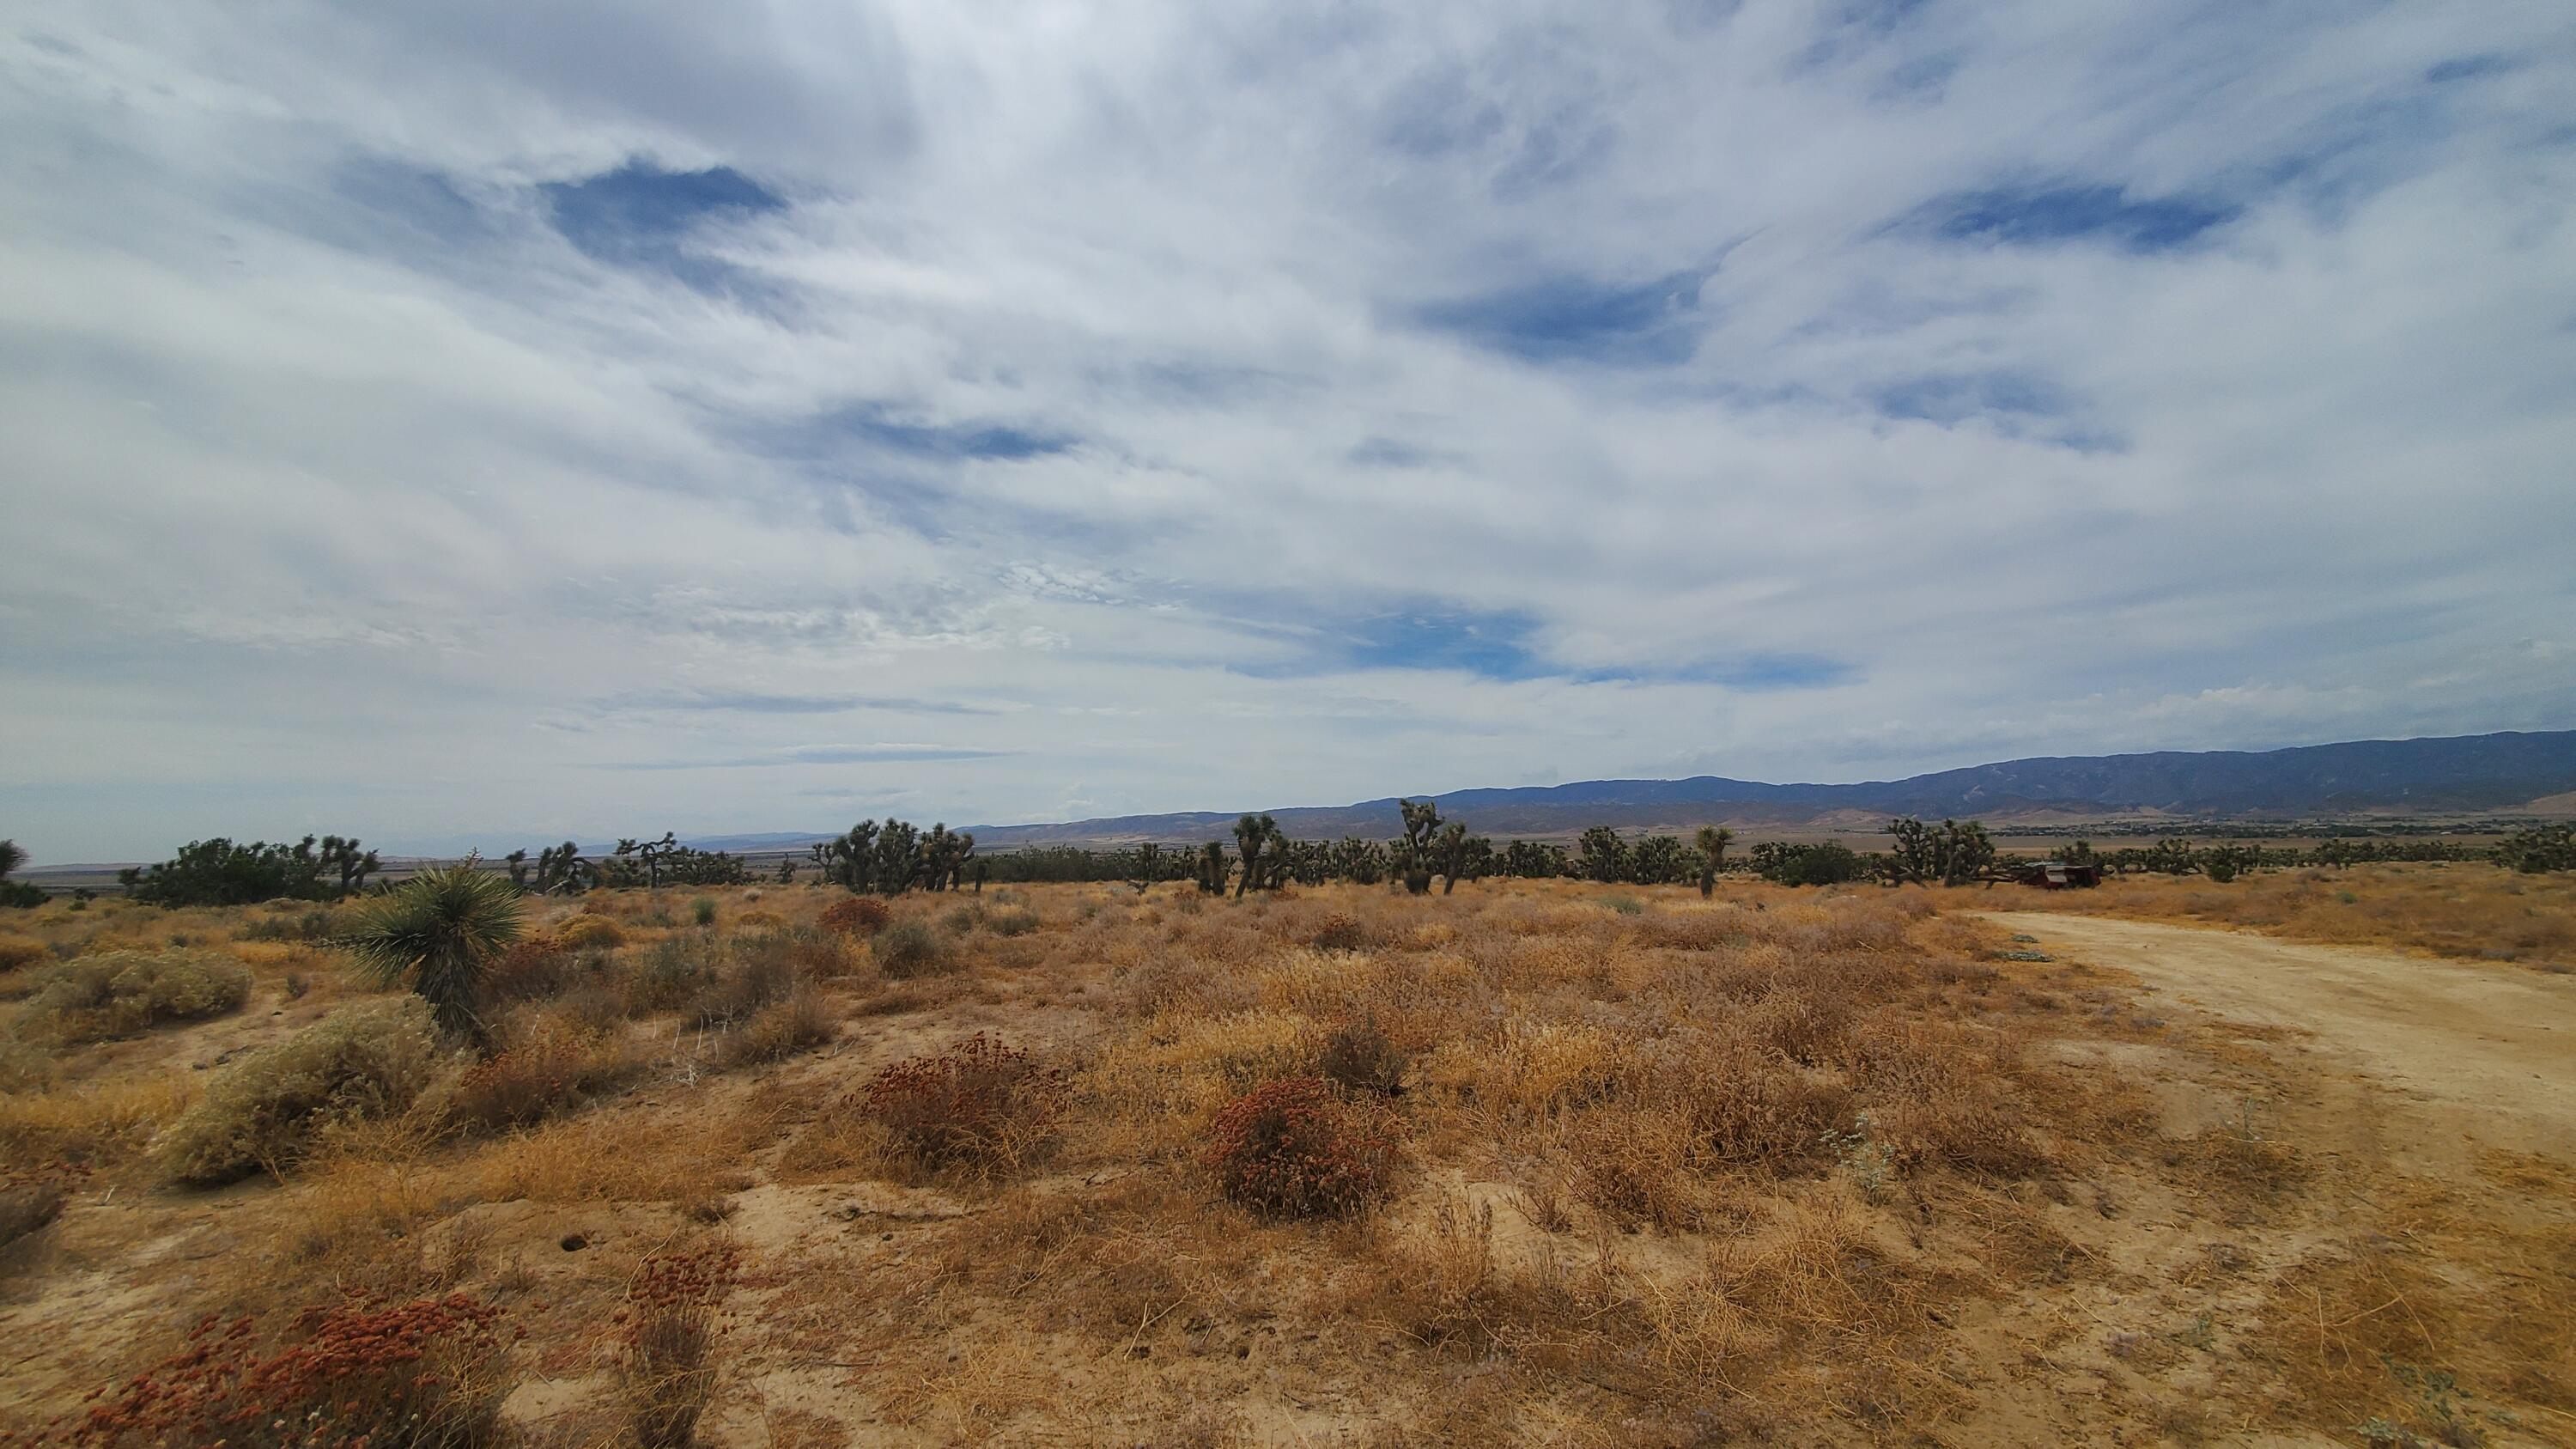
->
<box><xmin>1981</xmin><ymin>910</ymin><xmax>2576</xmax><ymax>1161</ymax></box>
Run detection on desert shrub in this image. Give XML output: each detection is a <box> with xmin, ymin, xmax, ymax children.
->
<box><xmin>554</xmin><ymin>913</ymin><xmax>626</xmax><ymax>951</ymax></box>
<box><xmin>1202</xmin><ymin>1076</ymin><xmax>1401</xmax><ymax>1219</ymax></box>
<box><xmin>1318</xmin><ymin>1017</ymin><xmax>1407</xmax><ymax>1096</ymax></box>
<box><xmin>1569</xmin><ymin>1109</ymin><xmax>1705</xmax><ymax>1230</ymax></box>
<box><xmin>483</xmin><ymin>934</ymin><xmax>585</xmax><ymax>1003</ymax></box>
<box><xmin>240</xmin><ymin>908</ymin><xmax>334</xmax><ymax>943</ymax></box>
<box><xmin>1677</xmin><ymin>1044</ymin><xmax>1852</xmax><ymax>1170</ymax></box>
<box><xmin>629</xmin><ymin>935</ymin><xmax>717</xmax><ymax>1014</ymax></box>
<box><xmin>1309</xmin><ymin>913</ymin><xmax>1379</xmax><ymax>953</ymax></box>
<box><xmin>861</xmin><ymin>1034</ymin><xmax>1066</xmax><ymax>1179</ymax></box>
<box><xmin>689</xmin><ymin>936</ymin><xmax>798</xmax><ymax>1027</ymax></box>
<box><xmin>690</xmin><ymin>897</ymin><xmax>718</xmax><ymax>927</ymax></box>
<box><xmin>985</xmin><ymin>906</ymin><xmax>1042</xmax><ymax>938</ymax></box>
<box><xmin>14</xmin><ymin>949</ymin><xmax>250</xmax><ymax>1044</ymax></box>
<box><xmin>159</xmin><ymin>1000</ymin><xmax>447</xmax><ymax>1185</ymax></box>
<box><xmin>776</xmin><ymin>925</ymin><xmax>851</xmax><ymax>977</ymax></box>
<box><xmin>817</xmin><ymin>896</ymin><xmax>891</xmax><ymax>935</ymax></box>
<box><xmin>620</xmin><ymin>1245</ymin><xmax>738</xmax><ymax>1449</ymax></box>
<box><xmin>0</xmin><ymin>936</ymin><xmax>49</xmax><ymax>973</ymax></box>
<box><xmin>872</xmin><ymin>919</ymin><xmax>951</xmax><ymax>979</ymax></box>
<box><xmin>719</xmin><ymin>988</ymin><xmax>834</xmax><ymax>1068</ymax></box>
<box><xmin>0</xmin><ymin>1181</ymin><xmax>66</xmax><ymax>1252</ymax></box>
<box><xmin>1842</xmin><ymin>1020</ymin><xmax>2041</xmax><ymax>1176</ymax></box>
<box><xmin>60</xmin><ymin>1293</ymin><xmax>511</xmax><ymax>1448</ymax></box>
<box><xmin>435</xmin><ymin>1020</ymin><xmax>634</xmax><ymax>1135</ymax></box>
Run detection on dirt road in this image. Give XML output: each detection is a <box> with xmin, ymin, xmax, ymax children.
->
<box><xmin>1979</xmin><ymin>911</ymin><xmax>2576</xmax><ymax>1158</ymax></box>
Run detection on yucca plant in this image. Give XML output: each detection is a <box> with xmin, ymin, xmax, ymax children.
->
<box><xmin>339</xmin><ymin>864</ymin><xmax>524</xmax><ymax>1046</ymax></box>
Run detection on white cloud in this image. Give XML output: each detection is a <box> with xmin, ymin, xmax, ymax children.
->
<box><xmin>3</xmin><ymin>1</ymin><xmax>2572</xmax><ymax>860</ymax></box>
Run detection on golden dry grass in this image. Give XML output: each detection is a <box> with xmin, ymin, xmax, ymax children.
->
<box><xmin>0</xmin><ymin>875</ymin><xmax>2566</xmax><ymax>1446</ymax></box>
<box><xmin>2002</xmin><ymin>859</ymin><xmax>2576</xmax><ymax>968</ymax></box>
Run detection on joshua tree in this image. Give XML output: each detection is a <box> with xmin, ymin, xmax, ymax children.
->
<box><xmin>614</xmin><ymin>832</ymin><xmax>680</xmax><ymax>890</ymax></box>
<box><xmin>1129</xmin><ymin>843</ymin><xmax>1164</xmax><ymax>894</ymax></box>
<box><xmin>503</xmin><ymin>849</ymin><xmax>530</xmax><ymax>891</ymax></box>
<box><xmin>1196</xmin><ymin>841</ymin><xmax>1230</xmax><ymax>895</ymax></box>
<box><xmin>1577</xmin><ymin>825</ymin><xmax>1628</xmax><ymax>885</ymax></box>
<box><xmin>919</xmin><ymin>825</ymin><xmax>975</xmax><ymax>891</ymax></box>
<box><xmin>534</xmin><ymin>841</ymin><xmax>591</xmax><ymax>895</ymax></box>
<box><xmin>0</xmin><ymin>839</ymin><xmax>39</xmax><ymax>909</ymax></box>
<box><xmin>872</xmin><ymin>819</ymin><xmax>920</xmax><ymax>896</ymax></box>
<box><xmin>318</xmin><ymin>835</ymin><xmax>381</xmax><ymax>897</ymax></box>
<box><xmin>1395</xmin><ymin>800</ymin><xmax>1442</xmax><ymax>894</ymax></box>
<box><xmin>339</xmin><ymin>861</ymin><xmax>524</xmax><ymax>1046</ymax></box>
<box><xmin>775</xmin><ymin>855</ymin><xmax>799</xmax><ymax>885</ymax></box>
<box><xmin>1696</xmin><ymin>826</ymin><xmax>1735</xmax><ymax>897</ymax></box>
<box><xmin>1232</xmin><ymin>813</ymin><xmax>1282</xmax><ymax>899</ymax></box>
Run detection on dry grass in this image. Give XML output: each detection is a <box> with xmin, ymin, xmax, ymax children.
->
<box><xmin>0</xmin><ymin>876</ymin><xmax>2567</xmax><ymax>1447</ymax></box>
<box><xmin>2009</xmin><ymin>860</ymin><xmax>2576</xmax><ymax>968</ymax></box>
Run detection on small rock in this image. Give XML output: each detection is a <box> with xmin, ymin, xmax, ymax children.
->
<box><xmin>560</xmin><ymin>1233</ymin><xmax>589</xmax><ymax>1252</ymax></box>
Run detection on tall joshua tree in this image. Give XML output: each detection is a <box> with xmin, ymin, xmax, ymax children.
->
<box><xmin>534</xmin><ymin>841</ymin><xmax>590</xmax><ymax>895</ymax></box>
<box><xmin>340</xmin><ymin>862</ymin><xmax>524</xmax><ymax>1047</ymax></box>
<box><xmin>1397</xmin><ymin>800</ymin><xmax>1442</xmax><ymax>895</ymax></box>
<box><xmin>1232</xmin><ymin>813</ymin><xmax>1280</xmax><ymax>899</ymax></box>
<box><xmin>1696</xmin><ymin>826</ymin><xmax>1734</xmax><ymax>898</ymax></box>
<box><xmin>318</xmin><ymin>835</ymin><xmax>380</xmax><ymax>897</ymax></box>
<box><xmin>1196</xmin><ymin>841</ymin><xmax>1230</xmax><ymax>895</ymax></box>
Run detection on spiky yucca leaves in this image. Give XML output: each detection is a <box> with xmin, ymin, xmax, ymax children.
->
<box><xmin>340</xmin><ymin>865</ymin><xmax>525</xmax><ymax>1046</ymax></box>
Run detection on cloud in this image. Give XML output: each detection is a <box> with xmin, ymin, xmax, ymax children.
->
<box><xmin>1</xmin><ymin>1</ymin><xmax>2572</xmax><ymax>860</ymax></box>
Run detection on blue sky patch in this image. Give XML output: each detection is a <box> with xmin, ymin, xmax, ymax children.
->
<box><xmin>1928</xmin><ymin>182</ymin><xmax>2238</xmax><ymax>252</ymax></box>
<box><xmin>1579</xmin><ymin>653</ymin><xmax>1856</xmax><ymax>690</ymax></box>
<box><xmin>839</xmin><ymin>408</ymin><xmax>1077</xmax><ymax>462</ymax></box>
<box><xmin>541</xmin><ymin>161</ymin><xmax>785</xmax><ymax>286</ymax></box>
<box><xmin>1871</xmin><ymin>369</ymin><xmax>2069</xmax><ymax>423</ymax></box>
<box><xmin>1414</xmin><ymin>265</ymin><xmax>1710</xmax><ymax>365</ymax></box>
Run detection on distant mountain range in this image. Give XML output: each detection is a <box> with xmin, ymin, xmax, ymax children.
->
<box><xmin>679</xmin><ymin>729</ymin><xmax>2576</xmax><ymax>853</ymax></box>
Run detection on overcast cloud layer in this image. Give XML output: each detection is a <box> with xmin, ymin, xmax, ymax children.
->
<box><xmin>4</xmin><ymin>2</ymin><xmax>2573</xmax><ymax>861</ymax></box>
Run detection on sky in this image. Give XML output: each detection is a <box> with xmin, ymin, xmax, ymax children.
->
<box><xmin>3</xmin><ymin>2</ymin><xmax>2573</xmax><ymax>862</ymax></box>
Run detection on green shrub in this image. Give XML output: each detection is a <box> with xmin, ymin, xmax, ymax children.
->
<box><xmin>159</xmin><ymin>999</ymin><xmax>447</xmax><ymax>1185</ymax></box>
<box><xmin>872</xmin><ymin>919</ymin><xmax>950</xmax><ymax>979</ymax></box>
<box><xmin>14</xmin><ymin>950</ymin><xmax>250</xmax><ymax>1044</ymax></box>
<box><xmin>690</xmin><ymin>898</ymin><xmax>719</xmax><ymax>928</ymax></box>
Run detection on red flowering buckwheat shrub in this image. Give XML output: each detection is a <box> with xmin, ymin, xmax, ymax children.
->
<box><xmin>617</xmin><ymin>1243</ymin><xmax>739</xmax><ymax>1449</ymax></box>
<box><xmin>1202</xmin><ymin>1076</ymin><xmax>1400</xmax><ymax>1219</ymax></box>
<box><xmin>817</xmin><ymin>897</ymin><xmax>891</xmax><ymax>936</ymax></box>
<box><xmin>860</xmin><ymin>1033</ymin><xmax>1066</xmax><ymax>1178</ymax></box>
<box><xmin>55</xmin><ymin>1293</ymin><xmax>510</xmax><ymax>1448</ymax></box>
